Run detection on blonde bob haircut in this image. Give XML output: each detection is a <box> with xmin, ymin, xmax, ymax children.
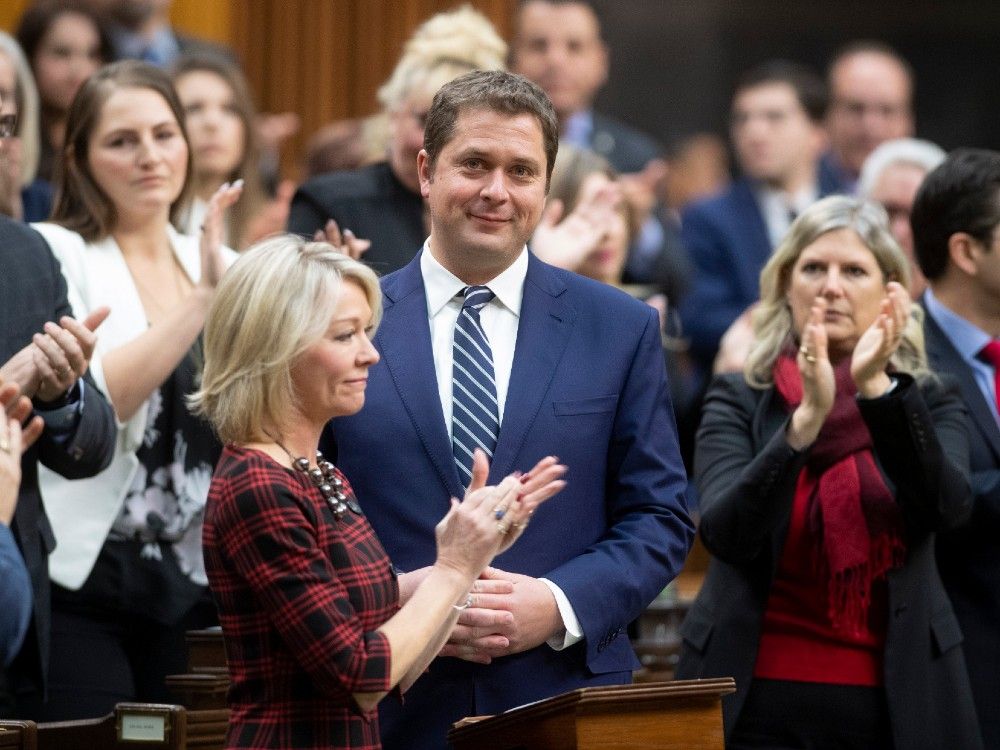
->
<box><xmin>189</xmin><ymin>234</ymin><xmax>382</xmax><ymax>444</ymax></box>
<box><xmin>745</xmin><ymin>195</ymin><xmax>928</xmax><ymax>388</ymax></box>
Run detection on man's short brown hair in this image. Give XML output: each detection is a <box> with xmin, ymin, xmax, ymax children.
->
<box><xmin>422</xmin><ymin>69</ymin><xmax>559</xmax><ymax>183</ymax></box>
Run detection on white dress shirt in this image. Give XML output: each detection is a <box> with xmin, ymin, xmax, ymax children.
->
<box><xmin>756</xmin><ymin>184</ymin><xmax>820</xmax><ymax>249</ymax></box>
<box><xmin>419</xmin><ymin>243</ymin><xmax>583</xmax><ymax>650</ymax></box>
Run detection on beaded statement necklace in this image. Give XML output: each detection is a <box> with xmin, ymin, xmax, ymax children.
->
<box><xmin>275</xmin><ymin>441</ymin><xmax>362</xmax><ymax>519</ymax></box>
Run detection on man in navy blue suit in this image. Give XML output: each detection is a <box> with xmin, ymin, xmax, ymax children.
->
<box><xmin>911</xmin><ymin>149</ymin><xmax>1000</xmax><ymax>748</ymax></box>
<box><xmin>328</xmin><ymin>70</ymin><xmax>693</xmax><ymax>750</ymax></box>
<box><xmin>680</xmin><ymin>60</ymin><xmax>837</xmax><ymax>377</ymax></box>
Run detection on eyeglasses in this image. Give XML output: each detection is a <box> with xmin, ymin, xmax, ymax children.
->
<box><xmin>0</xmin><ymin>114</ymin><xmax>17</xmax><ymax>138</ymax></box>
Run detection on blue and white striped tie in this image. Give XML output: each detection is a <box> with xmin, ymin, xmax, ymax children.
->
<box><xmin>452</xmin><ymin>286</ymin><xmax>500</xmax><ymax>484</ymax></box>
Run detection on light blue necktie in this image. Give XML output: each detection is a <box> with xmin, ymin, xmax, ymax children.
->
<box><xmin>452</xmin><ymin>286</ymin><xmax>500</xmax><ymax>484</ymax></box>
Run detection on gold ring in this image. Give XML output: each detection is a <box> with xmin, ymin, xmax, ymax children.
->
<box><xmin>0</xmin><ymin>439</ymin><xmax>9</xmax><ymax>453</ymax></box>
<box><xmin>805</xmin><ymin>354</ymin><xmax>817</xmax><ymax>363</ymax></box>
<box><xmin>496</xmin><ymin>522</ymin><xmax>509</xmax><ymax>535</ymax></box>
<box><xmin>58</xmin><ymin>367</ymin><xmax>70</xmax><ymax>377</ymax></box>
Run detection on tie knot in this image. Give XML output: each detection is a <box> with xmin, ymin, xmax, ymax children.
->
<box><xmin>461</xmin><ymin>285</ymin><xmax>494</xmax><ymax>311</ymax></box>
<box><xmin>979</xmin><ymin>339</ymin><xmax>1000</xmax><ymax>368</ymax></box>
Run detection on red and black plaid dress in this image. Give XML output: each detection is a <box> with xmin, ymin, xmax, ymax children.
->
<box><xmin>203</xmin><ymin>446</ymin><xmax>400</xmax><ymax>750</ymax></box>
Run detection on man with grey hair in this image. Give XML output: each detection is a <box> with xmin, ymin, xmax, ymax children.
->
<box><xmin>329</xmin><ymin>69</ymin><xmax>692</xmax><ymax>750</ymax></box>
<box><xmin>858</xmin><ymin>137</ymin><xmax>946</xmax><ymax>297</ymax></box>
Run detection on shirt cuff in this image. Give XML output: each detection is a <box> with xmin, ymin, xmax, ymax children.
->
<box><xmin>35</xmin><ymin>380</ymin><xmax>84</xmax><ymax>439</ymax></box>
<box><xmin>539</xmin><ymin>578</ymin><xmax>583</xmax><ymax>651</ymax></box>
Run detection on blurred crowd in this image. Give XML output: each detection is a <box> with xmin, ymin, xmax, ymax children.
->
<box><xmin>0</xmin><ymin>2</ymin><xmax>997</xmax><ymax>749</ymax></box>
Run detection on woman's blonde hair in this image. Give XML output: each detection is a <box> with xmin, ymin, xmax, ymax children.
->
<box><xmin>189</xmin><ymin>234</ymin><xmax>382</xmax><ymax>444</ymax></box>
<box><xmin>745</xmin><ymin>195</ymin><xmax>927</xmax><ymax>388</ymax></box>
<box><xmin>376</xmin><ymin>5</ymin><xmax>507</xmax><ymax>113</ymax></box>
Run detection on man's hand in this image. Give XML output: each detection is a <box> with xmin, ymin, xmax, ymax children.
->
<box><xmin>0</xmin><ymin>344</ymin><xmax>43</xmax><ymax>399</ymax></box>
<box><xmin>33</xmin><ymin>308</ymin><xmax>110</xmax><ymax>403</ymax></box>
<box><xmin>440</xmin><ymin>567</ymin><xmax>562</xmax><ymax>663</ymax></box>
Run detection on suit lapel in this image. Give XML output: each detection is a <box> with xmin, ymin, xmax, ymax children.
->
<box><xmin>490</xmin><ymin>256</ymin><xmax>575</xmax><ymax>481</ymax></box>
<box><xmin>731</xmin><ymin>179</ymin><xmax>773</xmax><ymax>293</ymax></box>
<box><xmin>924</xmin><ymin>302</ymin><xmax>1000</xmax><ymax>460</ymax></box>
<box><xmin>378</xmin><ymin>258</ymin><xmax>465</xmax><ymax>499</ymax></box>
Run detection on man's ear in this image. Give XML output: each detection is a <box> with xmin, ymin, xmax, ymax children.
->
<box><xmin>947</xmin><ymin>232</ymin><xmax>981</xmax><ymax>277</ymax></box>
<box><xmin>417</xmin><ymin>149</ymin><xmax>433</xmax><ymax>198</ymax></box>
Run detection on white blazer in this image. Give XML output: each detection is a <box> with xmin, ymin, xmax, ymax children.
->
<box><xmin>31</xmin><ymin>221</ymin><xmax>237</xmax><ymax>589</ymax></box>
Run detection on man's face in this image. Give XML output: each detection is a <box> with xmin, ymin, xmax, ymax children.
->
<box><xmin>827</xmin><ymin>52</ymin><xmax>914</xmax><ymax>176</ymax></box>
<box><xmin>387</xmin><ymin>88</ymin><xmax>434</xmax><ymax>194</ymax></box>
<box><xmin>511</xmin><ymin>1</ymin><xmax>608</xmax><ymax>122</ymax></box>
<box><xmin>731</xmin><ymin>82</ymin><xmax>823</xmax><ymax>186</ymax></box>
<box><xmin>869</xmin><ymin>162</ymin><xmax>928</xmax><ymax>297</ymax></box>
<box><xmin>418</xmin><ymin>107</ymin><xmax>548</xmax><ymax>282</ymax></box>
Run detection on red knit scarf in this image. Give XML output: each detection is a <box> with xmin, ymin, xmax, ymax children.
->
<box><xmin>773</xmin><ymin>352</ymin><xmax>906</xmax><ymax>636</ymax></box>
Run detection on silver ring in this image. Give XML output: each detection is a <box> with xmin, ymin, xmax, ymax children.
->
<box><xmin>492</xmin><ymin>505</ymin><xmax>507</xmax><ymax>520</ymax></box>
<box><xmin>0</xmin><ymin>439</ymin><xmax>10</xmax><ymax>453</ymax></box>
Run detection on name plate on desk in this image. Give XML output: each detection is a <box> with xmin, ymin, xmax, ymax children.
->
<box><xmin>119</xmin><ymin>712</ymin><xmax>166</xmax><ymax>742</ymax></box>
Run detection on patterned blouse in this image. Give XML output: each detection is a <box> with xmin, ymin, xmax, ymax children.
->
<box><xmin>204</xmin><ymin>446</ymin><xmax>400</xmax><ymax>750</ymax></box>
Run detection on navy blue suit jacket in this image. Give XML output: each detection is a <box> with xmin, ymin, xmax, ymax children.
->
<box><xmin>679</xmin><ymin>172</ymin><xmax>842</xmax><ymax>372</ymax></box>
<box><xmin>328</xmin><ymin>251</ymin><xmax>693</xmax><ymax>750</ymax></box>
<box><xmin>0</xmin><ymin>217</ymin><xmax>115</xmax><ymax>705</ymax></box>
<box><xmin>925</xmin><ymin>301</ymin><xmax>1000</xmax><ymax>747</ymax></box>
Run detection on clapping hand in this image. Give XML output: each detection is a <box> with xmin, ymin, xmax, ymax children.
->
<box><xmin>530</xmin><ymin>174</ymin><xmax>622</xmax><ymax>271</ymax></box>
<box><xmin>313</xmin><ymin>218</ymin><xmax>371</xmax><ymax>260</ymax></box>
<box><xmin>851</xmin><ymin>281</ymin><xmax>908</xmax><ymax>398</ymax></box>
<box><xmin>198</xmin><ymin>180</ymin><xmax>244</xmax><ymax>291</ymax></box>
<box><xmin>787</xmin><ymin>297</ymin><xmax>835</xmax><ymax>450</ymax></box>
<box><xmin>32</xmin><ymin>307</ymin><xmax>110</xmax><ymax>403</ymax></box>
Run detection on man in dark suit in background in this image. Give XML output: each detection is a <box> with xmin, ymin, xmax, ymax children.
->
<box><xmin>911</xmin><ymin>148</ymin><xmax>1000</xmax><ymax>748</ymax></box>
<box><xmin>0</xmin><ymin>85</ymin><xmax>116</xmax><ymax>714</ymax></box>
<box><xmin>820</xmin><ymin>41</ymin><xmax>914</xmax><ymax>195</ymax></box>
<box><xmin>509</xmin><ymin>0</ymin><xmax>684</xmax><ymax>288</ymax></box>
<box><xmin>679</xmin><ymin>60</ymin><xmax>838</xmax><ymax>378</ymax></box>
<box><xmin>329</xmin><ymin>69</ymin><xmax>693</xmax><ymax>750</ymax></box>
<box><xmin>509</xmin><ymin>0</ymin><xmax>660</xmax><ymax>173</ymax></box>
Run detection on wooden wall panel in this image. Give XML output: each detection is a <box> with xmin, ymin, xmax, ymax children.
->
<box><xmin>227</xmin><ymin>0</ymin><xmax>517</xmax><ymax>178</ymax></box>
<box><xmin>0</xmin><ymin>0</ymin><xmax>515</xmax><ymax>179</ymax></box>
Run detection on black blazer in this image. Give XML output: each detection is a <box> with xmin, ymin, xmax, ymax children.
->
<box><xmin>925</xmin><ymin>303</ymin><xmax>1000</xmax><ymax>748</ymax></box>
<box><xmin>587</xmin><ymin>112</ymin><xmax>661</xmax><ymax>174</ymax></box>
<box><xmin>0</xmin><ymin>217</ymin><xmax>115</xmax><ymax>701</ymax></box>
<box><xmin>675</xmin><ymin>372</ymin><xmax>982</xmax><ymax>750</ymax></box>
<box><xmin>287</xmin><ymin>161</ymin><xmax>425</xmax><ymax>276</ymax></box>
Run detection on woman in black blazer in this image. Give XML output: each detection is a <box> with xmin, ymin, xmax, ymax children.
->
<box><xmin>675</xmin><ymin>196</ymin><xmax>982</xmax><ymax>749</ymax></box>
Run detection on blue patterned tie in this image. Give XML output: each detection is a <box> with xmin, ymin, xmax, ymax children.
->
<box><xmin>452</xmin><ymin>286</ymin><xmax>500</xmax><ymax>484</ymax></box>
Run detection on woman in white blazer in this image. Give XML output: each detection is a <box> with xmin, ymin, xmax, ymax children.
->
<box><xmin>30</xmin><ymin>60</ymin><xmax>241</xmax><ymax>720</ymax></box>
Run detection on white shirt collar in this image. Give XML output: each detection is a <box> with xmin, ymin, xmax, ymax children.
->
<box><xmin>419</xmin><ymin>240</ymin><xmax>529</xmax><ymax>318</ymax></box>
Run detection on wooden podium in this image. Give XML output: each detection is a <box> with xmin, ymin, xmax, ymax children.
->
<box><xmin>447</xmin><ymin>678</ymin><xmax>735</xmax><ymax>750</ymax></box>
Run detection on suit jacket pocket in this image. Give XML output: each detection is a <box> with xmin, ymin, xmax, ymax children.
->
<box><xmin>930</xmin><ymin>609</ymin><xmax>964</xmax><ymax>657</ymax></box>
<box><xmin>679</xmin><ymin>604</ymin><xmax>714</xmax><ymax>654</ymax></box>
<box><xmin>552</xmin><ymin>395</ymin><xmax>618</xmax><ymax>416</ymax></box>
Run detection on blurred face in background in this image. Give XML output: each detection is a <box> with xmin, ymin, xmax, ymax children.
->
<box><xmin>388</xmin><ymin>87</ymin><xmax>434</xmax><ymax>194</ymax></box>
<box><xmin>511</xmin><ymin>0</ymin><xmax>608</xmax><ymax>123</ymax></box>
<box><xmin>575</xmin><ymin>172</ymin><xmax>630</xmax><ymax>284</ymax></box>
<box><xmin>32</xmin><ymin>11</ymin><xmax>104</xmax><ymax>112</ymax></box>
<box><xmin>87</xmin><ymin>86</ymin><xmax>189</xmax><ymax>221</ymax></box>
<box><xmin>0</xmin><ymin>53</ymin><xmax>22</xmax><ymax>216</ymax></box>
<box><xmin>827</xmin><ymin>52</ymin><xmax>913</xmax><ymax>176</ymax></box>
<box><xmin>176</xmin><ymin>69</ymin><xmax>245</xmax><ymax>185</ymax></box>
<box><xmin>731</xmin><ymin>81</ymin><xmax>824</xmax><ymax>188</ymax></box>
<box><xmin>868</xmin><ymin>161</ymin><xmax>928</xmax><ymax>296</ymax></box>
